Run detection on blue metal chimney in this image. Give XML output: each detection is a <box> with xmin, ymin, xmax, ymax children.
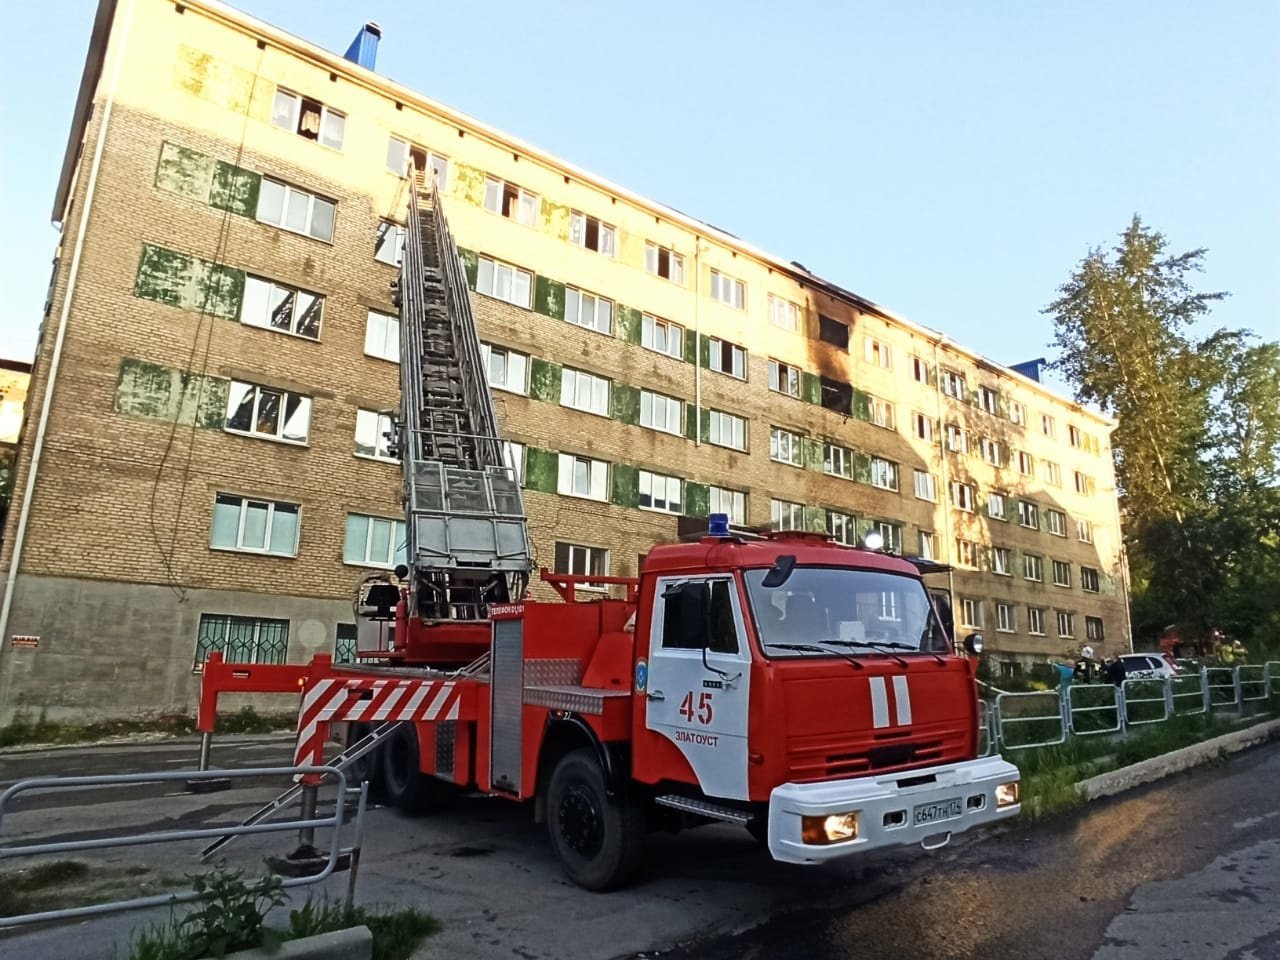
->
<box><xmin>343</xmin><ymin>22</ymin><xmax>381</xmax><ymax>70</ymax></box>
<box><xmin>1010</xmin><ymin>358</ymin><xmax>1047</xmax><ymax>382</ymax></box>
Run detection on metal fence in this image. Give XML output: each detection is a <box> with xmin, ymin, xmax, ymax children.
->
<box><xmin>0</xmin><ymin>765</ymin><xmax>367</xmax><ymax>929</ymax></box>
<box><xmin>983</xmin><ymin>662</ymin><xmax>1280</xmax><ymax>753</ymax></box>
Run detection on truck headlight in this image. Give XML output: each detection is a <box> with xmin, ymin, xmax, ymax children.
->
<box><xmin>802</xmin><ymin>812</ymin><xmax>860</xmax><ymax>844</ymax></box>
<box><xmin>996</xmin><ymin>782</ymin><xmax>1020</xmax><ymax>809</ymax></box>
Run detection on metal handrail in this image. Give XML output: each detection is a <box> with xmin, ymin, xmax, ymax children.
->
<box><xmin>994</xmin><ymin>690</ymin><xmax>1065</xmax><ymax>750</ymax></box>
<box><xmin>1238</xmin><ymin>664</ymin><xmax>1268</xmax><ymax>703</ymax></box>
<box><xmin>1066</xmin><ymin>683</ymin><xmax>1122</xmax><ymax>737</ymax></box>
<box><xmin>1121</xmin><ymin>676</ymin><xmax>1170</xmax><ymax>726</ymax></box>
<box><xmin>1169</xmin><ymin>671</ymin><xmax>1207</xmax><ymax>716</ymax></box>
<box><xmin>1203</xmin><ymin>667</ymin><xmax>1238</xmax><ymax>709</ymax></box>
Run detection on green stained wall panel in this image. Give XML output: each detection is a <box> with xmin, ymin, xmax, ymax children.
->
<box><xmin>453</xmin><ymin>163</ymin><xmax>488</xmax><ymax>207</ymax></box>
<box><xmin>854</xmin><ymin>452</ymin><xmax>872</xmax><ymax>484</ymax></box>
<box><xmin>853</xmin><ymin>388</ymin><xmax>872</xmax><ymax>422</ymax></box>
<box><xmin>529</xmin><ymin>358</ymin><xmax>562</xmax><ymax>403</ymax></box>
<box><xmin>803</xmin><ymin>506</ymin><xmax>827</xmax><ymax>533</ymax></box>
<box><xmin>524</xmin><ymin>447</ymin><xmax>559</xmax><ymax>494</ymax></box>
<box><xmin>698</xmin><ymin>335</ymin><xmax>711</xmax><ymax>369</ymax></box>
<box><xmin>457</xmin><ymin>248</ymin><xmax>479</xmax><ymax>290</ymax></box>
<box><xmin>611</xmin><ymin>383</ymin><xmax>640</xmax><ymax>425</ymax></box>
<box><xmin>114</xmin><ymin>357</ymin><xmax>227</xmax><ymax>429</ymax></box>
<box><xmin>155</xmin><ymin>141</ymin><xmax>216</xmax><ymax>202</ymax></box>
<box><xmin>684</xmin><ymin>481</ymin><xmax>710</xmax><ymax>518</ymax></box>
<box><xmin>616</xmin><ymin>304</ymin><xmax>642</xmax><ymax>345</ymax></box>
<box><xmin>210</xmin><ymin>160</ymin><xmax>261</xmax><ymax>217</ymax></box>
<box><xmin>801</xmin><ymin>371</ymin><xmax>821</xmax><ymax>405</ymax></box>
<box><xmin>134</xmin><ymin>244</ymin><xmax>243</xmax><ymax>319</ymax></box>
<box><xmin>801</xmin><ymin>436</ymin><xmax>823</xmax><ymax>472</ymax></box>
<box><xmin>682</xmin><ymin>331</ymin><xmax>698</xmax><ymax>365</ymax></box>
<box><xmin>135</xmin><ymin>245</ymin><xmax>194</xmax><ymax>308</ymax></box>
<box><xmin>534</xmin><ymin>276</ymin><xmax>565</xmax><ymax>320</ymax></box>
<box><xmin>611</xmin><ymin>463</ymin><xmax>639</xmax><ymax>508</ymax></box>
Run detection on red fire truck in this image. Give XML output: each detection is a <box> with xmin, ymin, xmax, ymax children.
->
<box><xmin>197</xmin><ymin>175</ymin><xmax>1019</xmax><ymax>890</ymax></box>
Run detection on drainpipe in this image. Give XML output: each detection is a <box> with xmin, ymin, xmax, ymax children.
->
<box><xmin>693</xmin><ymin>238</ymin><xmax>703</xmax><ymax>446</ymax></box>
<box><xmin>0</xmin><ymin>0</ymin><xmax>136</xmax><ymax>694</ymax></box>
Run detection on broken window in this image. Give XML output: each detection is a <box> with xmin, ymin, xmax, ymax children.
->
<box><xmin>355</xmin><ymin>409</ymin><xmax>396</xmax><ymax>460</ymax></box>
<box><xmin>820</xmin><ymin>376</ymin><xmax>852</xmax><ymax>415</ymax></box>
<box><xmin>644</xmin><ymin>242</ymin><xmax>685</xmax><ymax>284</ymax></box>
<box><xmin>374</xmin><ymin>221</ymin><xmax>406</xmax><ymax>266</ymax></box>
<box><xmin>225</xmin><ymin>381</ymin><xmax>312</xmax><ymax>444</ymax></box>
<box><xmin>819</xmin><ymin>314</ymin><xmax>849</xmax><ymax>350</ymax></box>
<box><xmin>570</xmin><ymin>212</ymin><xmax>616</xmax><ymax>257</ymax></box>
<box><xmin>240</xmin><ymin>276</ymin><xmax>322</xmax><ymax>340</ymax></box>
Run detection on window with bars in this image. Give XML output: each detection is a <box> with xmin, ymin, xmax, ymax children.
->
<box><xmin>335</xmin><ymin>622</ymin><xmax>358</xmax><ymax>664</ymax></box>
<box><xmin>195</xmin><ymin>613</ymin><xmax>288</xmax><ymax>669</ymax></box>
<box><xmin>241</xmin><ymin>276</ymin><xmax>323</xmax><ymax>339</ymax></box>
<box><xmin>225</xmin><ymin>381</ymin><xmax>311</xmax><ymax>444</ymax></box>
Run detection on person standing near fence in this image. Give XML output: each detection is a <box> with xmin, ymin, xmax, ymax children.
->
<box><xmin>1049</xmin><ymin>657</ymin><xmax>1076</xmax><ymax>730</ymax></box>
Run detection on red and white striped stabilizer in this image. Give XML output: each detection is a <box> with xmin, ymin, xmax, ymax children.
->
<box><xmin>293</xmin><ymin>677</ymin><xmax>461</xmax><ymax>770</ymax></box>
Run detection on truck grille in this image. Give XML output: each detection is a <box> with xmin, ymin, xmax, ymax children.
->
<box><xmin>787</xmin><ymin>726</ymin><xmax>969</xmax><ymax>781</ymax></box>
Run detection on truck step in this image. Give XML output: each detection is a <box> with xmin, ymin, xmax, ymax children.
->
<box><xmin>653</xmin><ymin>794</ymin><xmax>752</xmax><ymax>824</ymax></box>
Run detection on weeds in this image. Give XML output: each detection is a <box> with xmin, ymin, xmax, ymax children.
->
<box><xmin>288</xmin><ymin>897</ymin><xmax>440</xmax><ymax>960</ymax></box>
<box><xmin>0</xmin><ymin>706</ymin><xmax>295</xmax><ymax>748</ymax></box>
<box><xmin>0</xmin><ymin>859</ymin><xmax>91</xmax><ymax>916</ymax></box>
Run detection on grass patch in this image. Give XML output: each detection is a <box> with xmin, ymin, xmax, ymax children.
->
<box><xmin>0</xmin><ymin>860</ymin><xmax>91</xmax><ymax>916</ymax></box>
<box><xmin>0</xmin><ymin>707</ymin><xmax>295</xmax><ymax>748</ymax></box>
<box><xmin>289</xmin><ymin>898</ymin><xmax>441</xmax><ymax>960</ymax></box>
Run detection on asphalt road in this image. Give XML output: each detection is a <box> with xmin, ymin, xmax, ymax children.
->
<box><xmin>652</xmin><ymin>741</ymin><xmax>1280</xmax><ymax>960</ymax></box>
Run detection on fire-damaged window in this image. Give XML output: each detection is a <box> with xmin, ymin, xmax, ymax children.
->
<box><xmin>194</xmin><ymin>614</ymin><xmax>288</xmax><ymax>669</ymax></box>
<box><xmin>374</xmin><ymin>221</ymin><xmax>406</xmax><ymax>266</ymax></box>
<box><xmin>820</xmin><ymin>376</ymin><xmax>852</xmax><ymax>414</ymax></box>
<box><xmin>272</xmin><ymin>88</ymin><xmax>345</xmax><ymax>149</ymax></box>
<box><xmin>240</xmin><ymin>276</ymin><xmax>323</xmax><ymax>340</ymax></box>
<box><xmin>819</xmin><ymin>314</ymin><xmax>849</xmax><ymax>350</ymax></box>
<box><xmin>662</xmin><ymin>578</ymin><xmax>738</xmax><ymax>654</ymax></box>
<box><xmin>554</xmin><ymin>542</ymin><xmax>609</xmax><ymax>592</ymax></box>
<box><xmin>225</xmin><ymin>381</ymin><xmax>312</xmax><ymax>444</ymax></box>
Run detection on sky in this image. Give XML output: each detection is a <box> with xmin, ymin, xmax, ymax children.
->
<box><xmin>1</xmin><ymin>1</ymin><xmax>1277</xmax><ymax>397</ymax></box>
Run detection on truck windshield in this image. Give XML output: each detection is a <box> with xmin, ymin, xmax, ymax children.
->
<box><xmin>744</xmin><ymin>566</ymin><xmax>949</xmax><ymax>657</ymax></box>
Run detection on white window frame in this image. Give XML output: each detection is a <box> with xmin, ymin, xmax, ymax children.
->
<box><xmin>1047</xmin><ymin>509</ymin><xmax>1067</xmax><ymax>537</ymax></box>
<box><xmin>501</xmin><ymin>441</ymin><xmax>525</xmax><ymax>486</ymax></box>
<box><xmin>870</xmin><ymin>396</ymin><xmax>895</xmax><ymax>430</ymax></box>
<box><xmin>1009</xmin><ymin>400</ymin><xmax>1026</xmax><ymax>426</ymax></box>
<box><xmin>1044</xmin><ymin>460</ymin><xmax>1062</xmax><ymax>487</ymax></box>
<box><xmin>941</xmin><ymin>369</ymin><xmax>966</xmax><ymax>398</ymax></box>
<box><xmin>354</xmin><ymin>409</ymin><xmax>396</xmax><ymax>462</ymax></box>
<box><xmin>256</xmin><ymin>178</ymin><xmax>336</xmax><ymax>242</ymax></box>
<box><xmin>374</xmin><ymin>221</ymin><xmax>406</xmax><ymax>266</ymax></box>
<box><xmin>955</xmin><ymin>538</ymin><xmax>977</xmax><ymax>568</ymax></box>
<box><xmin>1057</xmin><ymin>611</ymin><xmax>1075</xmax><ymax>638</ymax></box>
<box><xmin>951</xmin><ymin>480</ymin><xmax>975</xmax><ymax>512</ymax></box>
<box><xmin>1077</xmin><ymin>518</ymin><xmax>1094</xmax><ymax>543</ymax></box>
<box><xmin>978</xmin><ymin>385</ymin><xmax>999</xmax><ymax>415</ymax></box>
<box><xmin>768</xmin><ymin>359</ymin><xmax>801</xmax><ymax>398</ymax></box>
<box><xmin>770</xmin><ymin>427</ymin><xmax>803</xmax><ymax>466</ymax></box>
<box><xmin>364</xmin><ymin>310</ymin><xmax>400</xmax><ymax>363</ymax></box>
<box><xmin>240</xmin><ymin>276</ymin><xmax>323</xmax><ymax>340</ymax></box>
<box><xmin>997</xmin><ymin>603</ymin><xmax>1014</xmax><ymax>633</ymax></box>
<box><xmin>638</xmin><ymin>469</ymin><xmax>683</xmax><ymax>514</ymax></box>
<box><xmin>1069</xmin><ymin>424</ymin><xmax>1083</xmax><ymax>448</ymax></box>
<box><xmin>557</xmin><ymin>453</ymin><xmax>609</xmax><ymax>502</ymax></box>
<box><xmin>1086</xmin><ymin>616</ymin><xmax>1104</xmax><ymax>642</ymax></box>
<box><xmin>569</xmin><ymin>211</ymin><xmax>617</xmax><ymax>257</ymax></box>
<box><xmin>768</xmin><ymin>295</ymin><xmax>800</xmax><ymax>331</ymax></box>
<box><xmin>709</xmin><ymin>269</ymin><xmax>746</xmax><ymax>309</ymax></box>
<box><xmin>771</xmin><ymin>498</ymin><xmax>803</xmax><ymax>531</ymax></box>
<box><xmin>483</xmin><ymin>175</ymin><xmax>539</xmax><ymax>225</ymax></box>
<box><xmin>919</xmin><ymin>532</ymin><xmax>936</xmax><ymax>561</ymax></box>
<box><xmin>211</xmin><ymin>493</ymin><xmax>300</xmax><ymax>556</ymax></box>
<box><xmin>912</xmin><ymin>412</ymin><xmax>934</xmax><ymax>441</ymax></box>
<box><xmin>641</xmin><ymin>314</ymin><xmax>684</xmax><ymax>359</ymax></box>
<box><xmin>1028</xmin><ymin>607</ymin><xmax>1045</xmax><ymax>636</ymax></box>
<box><xmin>385</xmin><ymin>136</ymin><xmax>449</xmax><ymax>186</ymax></box>
<box><xmin>272</xmin><ymin>88</ymin><xmax>345</xmax><ymax>149</ymax></box>
<box><xmin>1041</xmin><ymin>414</ymin><xmax>1057</xmax><ymax>438</ymax></box>
<box><xmin>707</xmin><ymin>337</ymin><xmax>747</xmax><ymax>379</ymax></box>
<box><xmin>911</xmin><ymin>355</ymin><xmax>930</xmax><ymax>384</ymax></box>
<box><xmin>644</xmin><ymin>242</ymin><xmax>686</xmax><ymax>284</ymax></box>
<box><xmin>475</xmin><ymin>255</ymin><xmax>533</xmax><ymax>309</ymax></box>
<box><xmin>564</xmin><ymin>286</ymin><xmax>613</xmax><ymax>335</ymax></box>
<box><xmin>1074</xmin><ymin>471</ymin><xmax>1094</xmax><ymax>496</ymax></box>
<box><xmin>961</xmin><ymin>598</ymin><xmax>984</xmax><ymax>629</ymax></box>
<box><xmin>480</xmin><ymin>342</ymin><xmax>529</xmax><ymax>395</ymax></box>
<box><xmin>709</xmin><ymin>486</ymin><xmax>746</xmax><ymax>525</ymax></box>
<box><xmin>1052</xmin><ymin>560</ymin><xmax>1071</xmax><ymax>587</ymax></box>
<box><xmin>1018</xmin><ymin>450</ymin><xmax>1034</xmax><ymax>475</ymax></box>
<box><xmin>992</xmin><ymin>546</ymin><xmax>1012</xmax><ymax>576</ymax></box>
<box><xmin>560</xmin><ymin>368</ymin><xmax>611</xmax><ymax>417</ymax></box>
<box><xmin>870</xmin><ymin>457</ymin><xmax>898</xmax><ymax>491</ymax></box>
<box><xmin>945</xmin><ymin>423</ymin><xmax>969</xmax><ymax>454</ymax></box>
<box><xmin>708</xmin><ymin>410</ymin><xmax>747</xmax><ymax>451</ymax></box>
<box><xmin>343</xmin><ymin>514</ymin><xmax>407</xmax><ymax>569</ymax></box>
<box><xmin>827</xmin><ymin>511</ymin><xmax>856</xmax><ymax>546</ymax></box>
<box><xmin>824</xmin><ymin>441</ymin><xmax>854</xmax><ymax>479</ymax></box>
<box><xmin>640</xmin><ymin>389</ymin><xmax>683</xmax><ymax>435</ymax></box>
<box><xmin>914</xmin><ymin>470</ymin><xmax>937</xmax><ymax>502</ymax></box>
<box><xmin>224</xmin><ymin>380</ymin><xmax>311</xmax><ymax>445</ymax></box>
<box><xmin>875</xmin><ymin>521</ymin><xmax>902</xmax><ymax>553</ymax></box>
<box><xmin>1018</xmin><ymin>500</ymin><xmax>1039</xmax><ymax>529</ymax></box>
<box><xmin>980</xmin><ymin>437</ymin><xmax>1003</xmax><ymax>467</ymax></box>
<box><xmin>988</xmin><ymin>492</ymin><xmax>1008</xmax><ymax>521</ymax></box>
<box><xmin>864</xmin><ymin>337</ymin><xmax>891</xmax><ymax>369</ymax></box>
<box><xmin>1023</xmin><ymin>553</ymin><xmax>1044</xmax><ymax>583</ymax></box>
<box><xmin>1081</xmin><ymin>567</ymin><xmax>1100</xmax><ymax>593</ymax></box>
<box><xmin>556</xmin><ymin>542</ymin><xmax>610</xmax><ymax>591</ymax></box>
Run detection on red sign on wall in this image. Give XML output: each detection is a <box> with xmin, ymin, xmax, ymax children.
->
<box><xmin>10</xmin><ymin>635</ymin><xmax>39</xmax><ymax>649</ymax></box>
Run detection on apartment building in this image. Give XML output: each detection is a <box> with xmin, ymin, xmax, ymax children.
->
<box><xmin>0</xmin><ymin>0</ymin><xmax>1126</xmax><ymax>720</ymax></box>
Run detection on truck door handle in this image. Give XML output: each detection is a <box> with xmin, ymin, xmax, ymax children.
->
<box><xmin>647</xmin><ymin>690</ymin><xmax>665</xmax><ymax>701</ymax></box>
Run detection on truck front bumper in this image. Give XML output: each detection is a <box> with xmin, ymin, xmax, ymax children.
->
<box><xmin>767</xmin><ymin>756</ymin><xmax>1021</xmax><ymax>864</ymax></box>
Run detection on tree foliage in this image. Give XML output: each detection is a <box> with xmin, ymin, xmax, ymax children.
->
<box><xmin>1045</xmin><ymin>216</ymin><xmax>1280</xmax><ymax>653</ymax></box>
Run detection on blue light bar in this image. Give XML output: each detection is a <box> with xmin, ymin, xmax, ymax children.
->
<box><xmin>707</xmin><ymin>513</ymin><xmax>731</xmax><ymax>538</ymax></box>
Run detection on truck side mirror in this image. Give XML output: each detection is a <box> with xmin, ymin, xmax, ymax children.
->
<box><xmin>762</xmin><ymin>555</ymin><xmax>797</xmax><ymax>588</ymax></box>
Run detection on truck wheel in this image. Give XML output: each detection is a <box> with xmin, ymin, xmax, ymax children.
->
<box><xmin>547</xmin><ymin>747</ymin><xmax>644</xmax><ymax>891</ymax></box>
<box><xmin>346</xmin><ymin>723</ymin><xmax>383</xmax><ymax>799</ymax></box>
<box><xmin>381</xmin><ymin>724</ymin><xmax>444</xmax><ymax>814</ymax></box>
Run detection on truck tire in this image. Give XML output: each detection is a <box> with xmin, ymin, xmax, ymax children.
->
<box><xmin>346</xmin><ymin>723</ymin><xmax>383</xmax><ymax>800</ymax></box>
<box><xmin>547</xmin><ymin>747</ymin><xmax>645</xmax><ymax>891</ymax></box>
<box><xmin>381</xmin><ymin>724</ymin><xmax>444</xmax><ymax>814</ymax></box>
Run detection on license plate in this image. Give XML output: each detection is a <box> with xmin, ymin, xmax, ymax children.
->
<box><xmin>913</xmin><ymin>797</ymin><xmax>962</xmax><ymax>826</ymax></box>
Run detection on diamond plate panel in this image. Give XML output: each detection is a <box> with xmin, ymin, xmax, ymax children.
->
<box><xmin>489</xmin><ymin>618</ymin><xmax>524</xmax><ymax>793</ymax></box>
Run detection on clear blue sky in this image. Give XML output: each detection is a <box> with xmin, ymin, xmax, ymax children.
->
<box><xmin>2</xmin><ymin>1</ymin><xmax>1277</xmax><ymax>387</ymax></box>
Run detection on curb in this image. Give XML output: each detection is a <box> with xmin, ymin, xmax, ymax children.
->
<box><xmin>1077</xmin><ymin>718</ymin><xmax>1280</xmax><ymax>801</ymax></box>
<box><xmin>216</xmin><ymin>926</ymin><xmax>372</xmax><ymax>960</ymax></box>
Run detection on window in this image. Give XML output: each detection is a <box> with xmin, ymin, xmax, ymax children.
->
<box><xmin>1086</xmin><ymin>616</ymin><xmax>1104</xmax><ymax>641</ymax></box>
<box><xmin>864</xmin><ymin>337</ymin><xmax>891</xmax><ymax>369</ymax></box>
<box><xmin>1057</xmin><ymin>611</ymin><xmax>1075</xmax><ymax>638</ymax></box>
<box><xmin>961</xmin><ymin>598</ymin><xmax>984</xmax><ymax>629</ymax></box>
<box><xmin>335</xmin><ymin>623</ymin><xmax>358</xmax><ymax>665</ymax></box>
<box><xmin>1052</xmin><ymin>560</ymin><xmax>1071</xmax><ymax>587</ymax></box>
<box><xmin>869</xmin><ymin>396</ymin><xmax>895</xmax><ymax>430</ymax></box>
<box><xmin>554</xmin><ymin>542</ymin><xmax>610</xmax><ymax>591</ymax></box>
<box><xmin>912</xmin><ymin>412</ymin><xmax>934</xmax><ymax>442</ymax></box>
<box><xmin>1041</xmin><ymin>414</ymin><xmax>1056</xmax><ymax>439</ymax></box>
<box><xmin>1017</xmin><ymin>450</ymin><xmax>1034</xmax><ymax>476</ymax></box>
<box><xmin>992</xmin><ymin>546</ymin><xmax>1012</xmax><ymax>576</ymax></box>
<box><xmin>560</xmin><ymin>368</ymin><xmax>610</xmax><ymax>416</ymax></box>
<box><xmin>955</xmin><ymin>538</ymin><xmax>978</xmax><ymax>567</ymax></box>
<box><xmin>364</xmin><ymin>310</ymin><xmax>400</xmax><ymax>362</ymax></box>
<box><xmin>564</xmin><ymin>286</ymin><xmax>613</xmax><ymax>335</ymax></box>
<box><xmin>820</xmin><ymin>377</ymin><xmax>853</xmax><ymax>414</ymax></box>
<box><xmin>708</xmin><ymin>409</ymin><xmax>747</xmax><ymax>450</ymax></box>
<box><xmin>1009</xmin><ymin>400</ymin><xmax>1026</xmax><ymax>426</ymax></box>
<box><xmin>941</xmin><ymin>369</ymin><xmax>966</xmax><ymax>398</ymax></box>
<box><xmin>768</xmin><ymin>359</ymin><xmax>801</xmax><ymax>398</ymax></box>
<box><xmin>944</xmin><ymin>423</ymin><xmax>968</xmax><ymax>454</ymax></box>
<box><xmin>1044</xmin><ymin>461</ymin><xmax>1062</xmax><ymax>487</ymax></box>
<box><xmin>709</xmin><ymin>269</ymin><xmax>745</xmax><ymax>309</ymax></box>
<box><xmin>988</xmin><ymin>492</ymin><xmax>1008</xmax><ymax>521</ymax></box>
<box><xmin>195</xmin><ymin>614</ymin><xmax>288</xmax><ymax>668</ymax></box>
<box><xmin>641</xmin><ymin>314</ymin><xmax>683</xmax><ymax>358</ymax></box>
<box><xmin>225</xmin><ymin>381</ymin><xmax>311</xmax><ymax>444</ymax></box>
<box><xmin>978</xmin><ymin>386</ymin><xmax>999</xmax><ymax>415</ymax></box>
<box><xmin>980</xmin><ymin>437</ymin><xmax>1003</xmax><ymax>467</ymax></box>
<box><xmin>256</xmin><ymin>179</ymin><xmax>335</xmax><ymax>242</ymax></box>
<box><xmin>1069</xmin><ymin>425</ymin><xmax>1082</xmax><ymax>448</ymax></box>
<box><xmin>768</xmin><ymin>295</ymin><xmax>800</xmax><ymax>331</ymax></box>
<box><xmin>483</xmin><ymin>176</ymin><xmax>538</xmax><ymax>225</ymax></box>
<box><xmin>211</xmin><ymin>494</ymin><xmax>299</xmax><ymax>556</ymax></box>
<box><xmin>1028</xmin><ymin>607</ymin><xmax>1045</xmax><ymax>636</ymax></box>
<box><xmin>875</xmin><ymin>521</ymin><xmax>902</xmax><ymax>553</ymax></box>
<box><xmin>914</xmin><ymin>470</ymin><xmax>937</xmax><ymax>502</ymax></box>
<box><xmin>824</xmin><ymin>441</ymin><xmax>854</xmax><ymax>479</ymax></box>
<box><xmin>343</xmin><ymin>514</ymin><xmax>407</xmax><ymax>568</ymax></box>
<box><xmin>1081</xmin><ymin>567</ymin><xmax>1100</xmax><ymax>593</ymax></box>
<box><xmin>644</xmin><ymin>242</ymin><xmax>685</xmax><ymax>284</ymax></box>
<box><xmin>1076</xmin><ymin>518</ymin><xmax>1094</xmax><ymax>543</ymax></box>
<box><xmin>819</xmin><ymin>315</ymin><xmax>848</xmax><ymax>349</ymax></box>
<box><xmin>707</xmin><ymin>337</ymin><xmax>747</xmax><ymax>378</ymax></box>
<box><xmin>640</xmin><ymin>390</ymin><xmax>683</xmax><ymax>435</ymax></box>
<box><xmin>639</xmin><ymin>470</ymin><xmax>682</xmax><ymax>514</ymax></box>
<box><xmin>770</xmin><ymin>427</ymin><xmax>803</xmax><ymax>466</ymax></box>
<box><xmin>374</xmin><ymin>221</ymin><xmax>406</xmax><ymax>266</ymax></box>
<box><xmin>355</xmin><ymin>409</ymin><xmax>396</xmax><ymax>461</ymax></box>
<box><xmin>771</xmin><ymin>498</ymin><xmax>803</xmax><ymax>531</ymax></box>
<box><xmin>557</xmin><ymin>453</ymin><xmax>608</xmax><ymax>501</ymax></box>
<box><xmin>1023</xmin><ymin>553</ymin><xmax>1044</xmax><ymax>582</ymax></box>
<box><xmin>1046</xmin><ymin>509</ymin><xmax>1067</xmax><ymax>537</ymax></box>
<box><xmin>709</xmin><ymin>486</ymin><xmax>746</xmax><ymax>525</ymax></box>
<box><xmin>827</xmin><ymin>510</ymin><xmax>856</xmax><ymax>546</ymax></box>
<box><xmin>870</xmin><ymin>458</ymin><xmax>898</xmax><ymax>491</ymax></box>
<box><xmin>951</xmin><ymin>481</ymin><xmax>975</xmax><ymax>512</ymax></box>
<box><xmin>272</xmin><ymin>89</ymin><xmax>344</xmax><ymax>148</ymax></box>
<box><xmin>919</xmin><ymin>531</ymin><xmax>936</xmax><ymax>561</ymax></box>
<box><xmin>480</xmin><ymin>343</ymin><xmax>529</xmax><ymax>394</ymax></box>
<box><xmin>501</xmin><ymin>441</ymin><xmax>525</xmax><ymax>485</ymax></box>
<box><xmin>385</xmin><ymin>137</ymin><xmax>448</xmax><ymax>185</ymax></box>
<box><xmin>997</xmin><ymin>603</ymin><xmax>1014</xmax><ymax>633</ymax></box>
<box><xmin>1018</xmin><ymin>500</ymin><xmax>1039</xmax><ymax>529</ymax></box>
<box><xmin>475</xmin><ymin>255</ymin><xmax>533</xmax><ymax>308</ymax></box>
<box><xmin>240</xmin><ymin>276</ymin><xmax>323</xmax><ymax>339</ymax></box>
<box><xmin>911</xmin><ymin>355</ymin><xmax>931</xmax><ymax>384</ymax></box>
<box><xmin>1074</xmin><ymin>471</ymin><xmax>1095</xmax><ymax>496</ymax></box>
